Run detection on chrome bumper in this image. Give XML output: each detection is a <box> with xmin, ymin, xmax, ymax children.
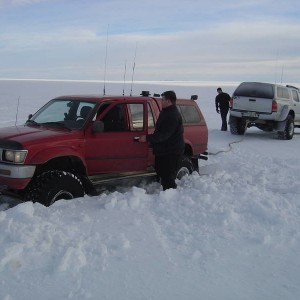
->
<box><xmin>0</xmin><ymin>163</ymin><xmax>36</xmax><ymax>178</ymax></box>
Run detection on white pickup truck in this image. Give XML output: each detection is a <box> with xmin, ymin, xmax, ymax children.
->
<box><xmin>229</xmin><ymin>82</ymin><xmax>300</xmax><ymax>139</ymax></box>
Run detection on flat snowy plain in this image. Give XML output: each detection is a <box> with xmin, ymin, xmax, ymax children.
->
<box><xmin>0</xmin><ymin>79</ymin><xmax>299</xmax><ymax>300</ymax></box>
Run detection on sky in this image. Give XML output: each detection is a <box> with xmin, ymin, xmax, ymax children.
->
<box><xmin>0</xmin><ymin>0</ymin><xmax>300</xmax><ymax>84</ymax></box>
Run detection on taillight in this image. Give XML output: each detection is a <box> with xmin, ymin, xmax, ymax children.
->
<box><xmin>272</xmin><ymin>100</ymin><xmax>277</xmax><ymax>112</ymax></box>
<box><xmin>230</xmin><ymin>98</ymin><xmax>233</xmax><ymax>107</ymax></box>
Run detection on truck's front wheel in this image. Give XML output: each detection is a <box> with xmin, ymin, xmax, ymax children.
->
<box><xmin>25</xmin><ymin>170</ymin><xmax>84</xmax><ymax>206</ymax></box>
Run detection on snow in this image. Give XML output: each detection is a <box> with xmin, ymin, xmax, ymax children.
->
<box><xmin>0</xmin><ymin>79</ymin><xmax>300</xmax><ymax>300</ymax></box>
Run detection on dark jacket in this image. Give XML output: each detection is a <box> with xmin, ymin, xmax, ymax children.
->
<box><xmin>215</xmin><ymin>92</ymin><xmax>231</xmax><ymax>110</ymax></box>
<box><xmin>147</xmin><ymin>104</ymin><xmax>184</xmax><ymax>156</ymax></box>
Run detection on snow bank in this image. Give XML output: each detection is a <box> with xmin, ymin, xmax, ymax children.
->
<box><xmin>0</xmin><ymin>80</ymin><xmax>299</xmax><ymax>300</ymax></box>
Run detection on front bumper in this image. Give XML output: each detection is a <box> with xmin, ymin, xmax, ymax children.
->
<box><xmin>0</xmin><ymin>163</ymin><xmax>36</xmax><ymax>190</ymax></box>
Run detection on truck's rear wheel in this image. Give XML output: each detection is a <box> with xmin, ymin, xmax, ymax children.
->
<box><xmin>278</xmin><ymin>115</ymin><xmax>294</xmax><ymax>140</ymax></box>
<box><xmin>25</xmin><ymin>170</ymin><xmax>84</xmax><ymax>206</ymax></box>
<box><xmin>229</xmin><ymin>116</ymin><xmax>246</xmax><ymax>135</ymax></box>
<box><xmin>176</xmin><ymin>156</ymin><xmax>195</xmax><ymax>180</ymax></box>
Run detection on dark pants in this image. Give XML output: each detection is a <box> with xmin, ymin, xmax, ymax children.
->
<box><xmin>220</xmin><ymin>108</ymin><xmax>229</xmax><ymax>131</ymax></box>
<box><xmin>155</xmin><ymin>154</ymin><xmax>181</xmax><ymax>190</ymax></box>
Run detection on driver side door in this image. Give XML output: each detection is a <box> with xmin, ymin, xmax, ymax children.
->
<box><xmin>85</xmin><ymin>101</ymin><xmax>151</xmax><ymax>175</ymax></box>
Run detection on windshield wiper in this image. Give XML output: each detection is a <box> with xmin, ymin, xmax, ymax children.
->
<box><xmin>41</xmin><ymin>122</ymin><xmax>71</xmax><ymax>130</ymax></box>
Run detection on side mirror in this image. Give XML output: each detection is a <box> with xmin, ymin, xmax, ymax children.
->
<box><xmin>92</xmin><ymin>120</ymin><xmax>104</xmax><ymax>133</ymax></box>
<box><xmin>25</xmin><ymin>114</ymin><xmax>33</xmax><ymax>124</ymax></box>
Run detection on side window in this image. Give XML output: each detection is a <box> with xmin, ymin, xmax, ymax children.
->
<box><xmin>148</xmin><ymin>103</ymin><xmax>155</xmax><ymax>128</ymax></box>
<box><xmin>94</xmin><ymin>102</ymin><xmax>111</xmax><ymax>120</ymax></box>
<box><xmin>277</xmin><ymin>87</ymin><xmax>290</xmax><ymax>99</ymax></box>
<box><xmin>292</xmin><ymin>90</ymin><xmax>299</xmax><ymax>102</ymax></box>
<box><xmin>178</xmin><ymin>105</ymin><xmax>201</xmax><ymax>124</ymax></box>
<box><xmin>101</xmin><ymin>104</ymin><xmax>126</xmax><ymax>132</ymax></box>
<box><xmin>128</xmin><ymin>103</ymin><xmax>144</xmax><ymax>131</ymax></box>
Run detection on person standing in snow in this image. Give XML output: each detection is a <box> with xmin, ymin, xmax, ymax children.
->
<box><xmin>215</xmin><ymin>87</ymin><xmax>231</xmax><ymax>131</ymax></box>
<box><xmin>139</xmin><ymin>90</ymin><xmax>184</xmax><ymax>190</ymax></box>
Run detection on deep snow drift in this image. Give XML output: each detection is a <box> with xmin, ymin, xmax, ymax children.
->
<box><xmin>0</xmin><ymin>80</ymin><xmax>299</xmax><ymax>300</ymax></box>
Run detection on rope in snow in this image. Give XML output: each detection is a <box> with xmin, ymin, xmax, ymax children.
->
<box><xmin>208</xmin><ymin>121</ymin><xmax>249</xmax><ymax>156</ymax></box>
<box><xmin>207</xmin><ymin>136</ymin><xmax>245</xmax><ymax>156</ymax></box>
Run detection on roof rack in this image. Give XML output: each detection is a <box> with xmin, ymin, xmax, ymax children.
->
<box><xmin>286</xmin><ymin>85</ymin><xmax>299</xmax><ymax>90</ymax></box>
<box><xmin>140</xmin><ymin>91</ymin><xmax>150</xmax><ymax>97</ymax></box>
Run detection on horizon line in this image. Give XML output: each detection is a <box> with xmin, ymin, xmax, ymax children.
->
<box><xmin>0</xmin><ymin>78</ymin><xmax>241</xmax><ymax>86</ymax></box>
<box><xmin>1</xmin><ymin>78</ymin><xmax>299</xmax><ymax>87</ymax></box>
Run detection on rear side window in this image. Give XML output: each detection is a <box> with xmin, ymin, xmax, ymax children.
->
<box><xmin>277</xmin><ymin>87</ymin><xmax>290</xmax><ymax>99</ymax></box>
<box><xmin>178</xmin><ymin>105</ymin><xmax>201</xmax><ymax>124</ymax></box>
<box><xmin>292</xmin><ymin>90</ymin><xmax>300</xmax><ymax>102</ymax></box>
<box><xmin>147</xmin><ymin>103</ymin><xmax>155</xmax><ymax>128</ymax></box>
<box><xmin>128</xmin><ymin>103</ymin><xmax>144</xmax><ymax>131</ymax></box>
<box><xmin>234</xmin><ymin>82</ymin><xmax>274</xmax><ymax>99</ymax></box>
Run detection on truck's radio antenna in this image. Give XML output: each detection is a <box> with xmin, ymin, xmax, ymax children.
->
<box><xmin>15</xmin><ymin>96</ymin><xmax>20</xmax><ymax>126</ymax></box>
<box><xmin>130</xmin><ymin>43</ymin><xmax>137</xmax><ymax>96</ymax></box>
<box><xmin>103</xmin><ymin>24</ymin><xmax>110</xmax><ymax>96</ymax></box>
<box><xmin>280</xmin><ymin>64</ymin><xmax>284</xmax><ymax>84</ymax></box>
<box><xmin>123</xmin><ymin>60</ymin><xmax>127</xmax><ymax>96</ymax></box>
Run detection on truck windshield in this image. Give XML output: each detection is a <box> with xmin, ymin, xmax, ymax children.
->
<box><xmin>28</xmin><ymin>99</ymin><xmax>96</xmax><ymax>129</ymax></box>
<box><xmin>234</xmin><ymin>82</ymin><xmax>274</xmax><ymax>99</ymax></box>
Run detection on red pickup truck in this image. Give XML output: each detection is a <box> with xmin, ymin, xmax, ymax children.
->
<box><xmin>0</xmin><ymin>92</ymin><xmax>208</xmax><ymax>206</ymax></box>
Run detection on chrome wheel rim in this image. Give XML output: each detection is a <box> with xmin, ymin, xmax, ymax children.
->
<box><xmin>177</xmin><ymin>167</ymin><xmax>190</xmax><ymax>179</ymax></box>
<box><xmin>50</xmin><ymin>190</ymin><xmax>74</xmax><ymax>205</ymax></box>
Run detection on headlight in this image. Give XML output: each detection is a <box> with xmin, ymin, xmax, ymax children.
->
<box><xmin>3</xmin><ymin>150</ymin><xmax>28</xmax><ymax>164</ymax></box>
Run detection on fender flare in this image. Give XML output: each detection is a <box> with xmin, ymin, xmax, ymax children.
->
<box><xmin>183</xmin><ymin>138</ymin><xmax>194</xmax><ymax>155</ymax></box>
<box><xmin>28</xmin><ymin>146</ymin><xmax>85</xmax><ymax>167</ymax></box>
<box><xmin>278</xmin><ymin>105</ymin><xmax>291</xmax><ymax>122</ymax></box>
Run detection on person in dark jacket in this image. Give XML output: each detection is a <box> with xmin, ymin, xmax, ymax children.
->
<box><xmin>215</xmin><ymin>87</ymin><xmax>231</xmax><ymax>131</ymax></box>
<box><xmin>139</xmin><ymin>90</ymin><xmax>184</xmax><ymax>190</ymax></box>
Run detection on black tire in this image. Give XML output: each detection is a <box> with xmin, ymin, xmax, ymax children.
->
<box><xmin>25</xmin><ymin>170</ymin><xmax>84</xmax><ymax>206</ymax></box>
<box><xmin>176</xmin><ymin>156</ymin><xmax>195</xmax><ymax>180</ymax></box>
<box><xmin>277</xmin><ymin>115</ymin><xmax>294</xmax><ymax>140</ymax></box>
<box><xmin>229</xmin><ymin>115</ymin><xmax>246</xmax><ymax>135</ymax></box>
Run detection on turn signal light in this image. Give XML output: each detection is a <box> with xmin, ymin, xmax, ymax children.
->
<box><xmin>272</xmin><ymin>100</ymin><xmax>277</xmax><ymax>112</ymax></box>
